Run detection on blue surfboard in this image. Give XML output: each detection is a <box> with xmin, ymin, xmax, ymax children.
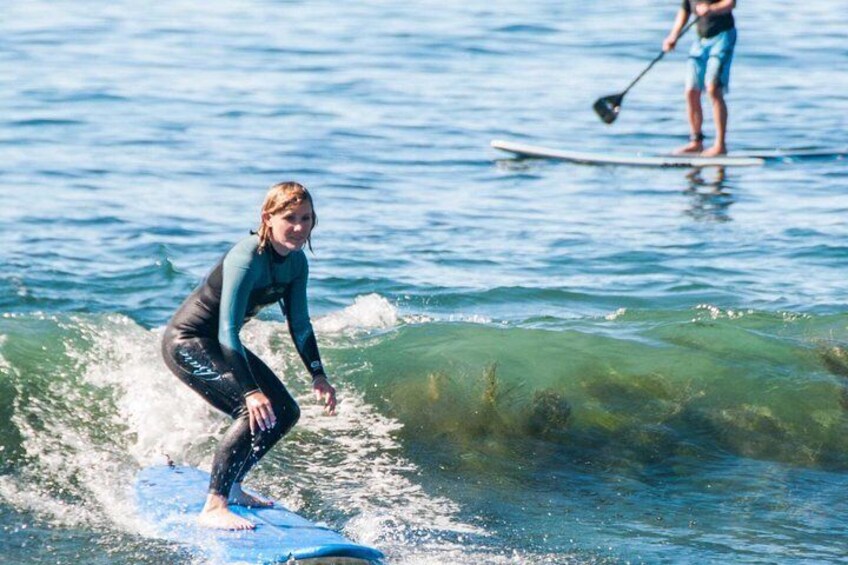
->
<box><xmin>134</xmin><ymin>465</ymin><xmax>384</xmax><ymax>564</ymax></box>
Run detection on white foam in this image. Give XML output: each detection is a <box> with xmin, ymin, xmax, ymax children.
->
<box><xmin>4</xmin><ymin>313</ymin><xmax>224</xmax><ymax>536</ymax></box>
<box><xmin>0</xmin><ymin>474</ymin><xmax>97</xmax><ymax>528</ymax></box>
<box><xmin>605</xmin><ymin>307</ymin><xmax>627</xmax><ymax>321</ymax></box>
<box><xmin>235</xmin><ymin>318</ymin><xmax>491</xmax><ymax>554</ymax></box>
<box><xmin>444</xmin><ymin>313</ymin><xmax>494</xmax><ymax>324</ymax></box>
<box><xmin>694</xmin><ymin>303</ymin><xmax>752</xmax><ymax>320</ymax></box>
<box><xmin>76</xmin><ymin>314</ymin><xmax>222</xmax><ymax>469</ymax></box>
<box><xmin>2</xmin><ymin>306</ymin><xmax>513</xmax><ymax>562</ymax></box>
<box><xmin>295</xmin><ymin>390</ymin><xmax>486</xmax><ymax>550</ymax></box>
<box><xmin>0</xmin><ymin>335</ymin><xmax>9</xmax><ymax>371</ymax></box>
<box><xmin>313</xmin><ymin>293</ymin><xmax>399</xmax><ymax>335</ymax></box>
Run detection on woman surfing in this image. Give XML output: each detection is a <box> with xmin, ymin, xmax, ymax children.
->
<box><xmin>161</xmin><ymin>181</ymin><xmax>336</xmax><ymax>530</ymax></box>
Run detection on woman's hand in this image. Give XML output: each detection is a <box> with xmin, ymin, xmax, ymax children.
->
<box><xmin>695</xmin><ymin>3</ymin><xmax>711</xmax><ymax>17</ymax></box>
<box><xmin>312</xmin><ymin>375</ymin><xmax>337</xmax><ymax>415</ymax></box>
<box><xmin>245</xmin><ymin>391</ymin><xmax>276</xmax><ymax>434</ymax></box>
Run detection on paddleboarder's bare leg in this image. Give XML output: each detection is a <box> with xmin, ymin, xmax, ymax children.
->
<box><xmin>197</xmin><ymin>493</ymin><xmax>256</xmax><ymax>530</ymax></box>
<box><xmin>229</xmin><ymin>482</ymin><xmax>274</xmax><ymax>508</ymax></box>
<box><xmin>674</xmin><ymin>88</ymin><xmax>704</xmax><ymax>154</ymax></box>
<box><xmin>701</xmin><ymin>84</ymin><xmax>728</xmax><ymax>156</ymax></box>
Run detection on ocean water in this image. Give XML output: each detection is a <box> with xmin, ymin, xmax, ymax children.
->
<box><xmin>2</xmin><ymin>0</ymin><xmax>848</xmax><ymax>563</ymax></box>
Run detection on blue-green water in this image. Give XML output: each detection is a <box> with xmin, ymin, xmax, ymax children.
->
<box><xmin>2</xmin><ymin>1</ymin><xmax>847</xmax><ymax>563</ymax></box>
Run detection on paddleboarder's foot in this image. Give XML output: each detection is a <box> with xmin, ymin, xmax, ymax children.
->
<box><xmin>673</xmin><ymin>140</ymin><xmax>704</xmax><ymax>155</ymax></box>
<box><xmin>197</xmin><ymin>507</ymin><xmax>256</xmax><ymax>530</ymax></box>
<box><xmin>700</xmin><ymin>145</ymin><xmax>727</xmax><ymax>157</ymax></box>
<box><xmin>229</xmin><ymin>483</ymin><xmax>274</xmax><ymax>508</ymax></box>
<box><xmin>673</xmin><ymin>132</ymin><xmax>706</xmax><ymax>155</ymax></box>
<box><xmin>198</xmin><ymin>493</ymin><xmax>255</xmax><ymax>530</ymax></box>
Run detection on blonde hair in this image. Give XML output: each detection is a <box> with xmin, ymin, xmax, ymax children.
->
<box><xmin>256</xmin><ymin>181</ymin><xmax>316</xmax><ymax>254</ymax></box>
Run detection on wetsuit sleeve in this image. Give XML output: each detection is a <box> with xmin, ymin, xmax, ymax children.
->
<box><xmin>282</xmin><ymin>258</ymin><xmax>326</xmax><ymax>380</ymax></box>
<box><xmin>681</xmin><ymin>0</ymin><xmax>691</xmax><ymax>14</ymax></box>
<box><xmin>218</xmin><ymin>247</ymin><xmax>262</xmax><ymax>396</ymax></box>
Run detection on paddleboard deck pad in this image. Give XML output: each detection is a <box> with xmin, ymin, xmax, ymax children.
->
<box><xmin>135</xmin><ymin>465</ymin><xmax>384</xmax><ymax>564</ymax></box>
<box><xmin>491</xmin><ymin>139</ymin><xmax>847</xmax><ymax>168</ymax></box>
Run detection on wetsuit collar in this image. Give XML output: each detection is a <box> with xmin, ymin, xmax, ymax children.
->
<box><xmin>267</xmin><ymin>244</ymin><xmax>290</xmax><ymax>264</ymax></box>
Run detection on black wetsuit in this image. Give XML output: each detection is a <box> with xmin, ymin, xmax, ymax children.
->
<box><xmin>682</xmin><ymin>0</ymin><xmax>735</xmax><ymax>38</ymax></box>
<box><xmin>161</xmin><ymin>235</ymin><xmax>325</xmax><ymax>495</ymax></box>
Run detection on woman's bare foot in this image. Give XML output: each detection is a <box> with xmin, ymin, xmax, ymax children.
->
<box><xmin>197</xmin><ymin>493</ymin><xmax>255</xmax><ymax>530</ymax></box>
<box><xmin>700</xmin><ymin>145</ymin><xmax>727</xmax><ymax>157</ymax></box>
<box><xmin>229</xmin><ymin>482</ymin><xmax>274</xmax><ymax>508</ymax></box>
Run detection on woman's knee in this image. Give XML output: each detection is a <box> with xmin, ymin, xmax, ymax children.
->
<box><xmin>260</xmin><ymin>402</ymin><xmax>299</xmax><ymax>447</ymax></box>
<box><xmin>263</xmin><ymin>396</ymin><xmax>300</xmax><ymax>438</ymax></box>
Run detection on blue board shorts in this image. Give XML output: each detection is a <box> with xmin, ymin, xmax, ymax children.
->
<box><xmin>686</xmin><ymin>27</ymin><xmax>737</xmax><ymax>93</ymax></box>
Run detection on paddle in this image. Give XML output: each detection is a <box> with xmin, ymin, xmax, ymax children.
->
<box><xmin>593</xmin><ymin>18</ymin><xmax>698</xmax><ymax>124</ymax></box>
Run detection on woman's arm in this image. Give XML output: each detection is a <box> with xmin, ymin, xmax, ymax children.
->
<box><xmin>283</xmin><ymin>258</ymin><xmax>324</xmax><ymax>378</ymax></box>
<box><xmin>219</xmin><ymin>244</ymin><xmax>279</xmax><ymax>432</ymax></box>
<box><xmin>283</xmin><ymin>257</ymin><xmax>337</xmax><ymax>414</ymax></box>
<box><xmin>218</xmin><ymin>246</ymin><xmax>262</xmax><ymax>396</ymax></box>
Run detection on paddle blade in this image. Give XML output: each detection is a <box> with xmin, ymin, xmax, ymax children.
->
<box><xmin>593</xmin><ymin>94</ymin><xmax>623</xmax><ymax>124</ymax></box>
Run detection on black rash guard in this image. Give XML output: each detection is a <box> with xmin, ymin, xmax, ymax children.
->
<box><xmin>166</xmin><ymin>234</ymin><xmax>325</xmax><ymax>396</ymax></box>
<box><xmin>160</xmin><ymin>235</ymin><xmax>323</xmax><ymax>495</ymax></box>
<box><xmin>682</xmin><ymin>0</ymin><xmax>735</xmax><ymax>38</ymax></box>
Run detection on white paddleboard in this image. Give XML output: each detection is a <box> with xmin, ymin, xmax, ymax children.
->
<box><xmin>491</xmin><ymin>139</ymin><xmax>764</xmax><ymax>167</ymax></box>
<box><xmin>135</xmin><ymin>465</ymin><xmax>384</xmax><ymax>564</ymax></box>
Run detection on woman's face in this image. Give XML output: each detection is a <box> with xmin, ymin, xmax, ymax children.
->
<box><xmin>263</xmin><ymin>200</ymin><xmax>314</xmax><ymax>255</ymax></box>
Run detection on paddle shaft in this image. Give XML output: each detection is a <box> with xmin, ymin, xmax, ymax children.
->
<box><xmin>620</xmin><ymin>18</ymin><xmax>698</xmax><ymax>98</ymax></box>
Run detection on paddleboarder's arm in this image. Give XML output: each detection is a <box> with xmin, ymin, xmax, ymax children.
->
<box><xmin>663</xmin><ymin>8</ymin><xmax>690</xmax><ymax>51</ymax></box>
